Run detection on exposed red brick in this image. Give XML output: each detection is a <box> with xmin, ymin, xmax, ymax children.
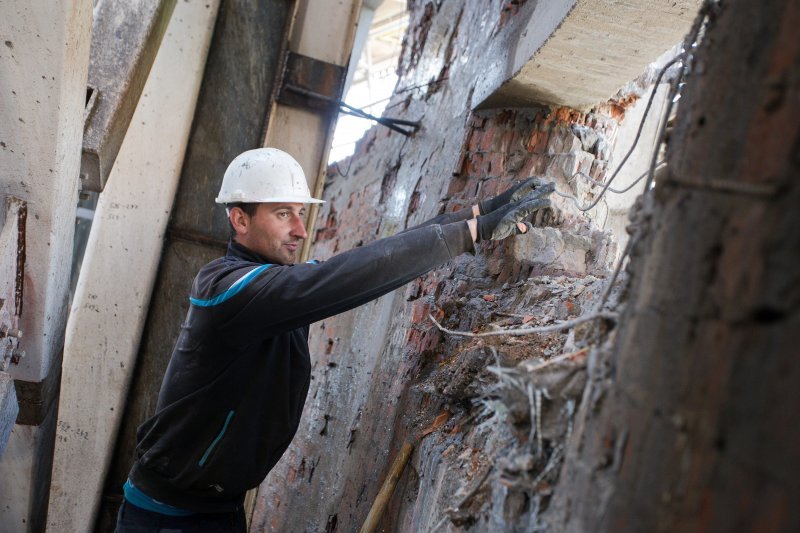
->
<box><xmin>602</xmin><ymin>93</ymin><xmax>641</xmax><ymax>122</ymax></box>
<box><xmin>500</xmin><ymin>130</ymin><xmax>516</xmax><ymax>153</ymax></box>
<box><xmin>410</xmin><ymin>301</ymin><xmax>430</xmax><ymax>324</ymax></box>
<box><xmin>496</xmin><ymin>110</ymin><xmax>515</xmax><ymax>125</ymax></box>
<box><xmin>447</xmin><ymin>176</ymin><xmax>468</xmax><ymax>195</ymax></box>
<box><xmin>488</xmin><ymin>152</ymin><xmax>505</xmax><ymax>174</ymax></box>
<box><xmin>526</xmin><ymin>129</ymin><xmax>550</xmax><ymax>154</ymax></box>
<box><xmin>480</xmin><ymin>178</ymin><xmax>501</xmax><ymax>198</ymax></box>
<box><xmin>479</xmin><ymin>128</ymin><xmax>496</xmax><ymax>152</ymax></box>
<box><xmin>463</xmin><ymin>153</ymin><xmax>483</xmax><ymax>175</ymax></box>
<box><xmin>468</xmin><ymin>130</ymin><xmax>481</xmax><ymax>152</ymax></box>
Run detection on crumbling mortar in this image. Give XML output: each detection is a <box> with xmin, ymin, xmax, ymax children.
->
<box><xmin>290</xmin><ymin>0</ymin><xmax>684</xmax><ymax>526</ymax></box>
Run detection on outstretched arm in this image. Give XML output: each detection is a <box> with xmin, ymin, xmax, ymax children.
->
<box><xmin>194</xmin><ymin>181</ymin><xmax>554</xmax><ymax>339</ymax></box>
<box><xmin>400</xmin><ymin>205</ymin><xmax>479</xmax><ymax>234</ymax></box>
<box><xmin>401</xmin><ymin>176</ymin><xmax>547</xmax><ymax>234</ymax></box>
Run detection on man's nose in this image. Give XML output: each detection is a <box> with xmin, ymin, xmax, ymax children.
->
<box><xmin>291</xmin><ymin>214</ymin><xmax>308</xmax><ymax>239</ymax></box>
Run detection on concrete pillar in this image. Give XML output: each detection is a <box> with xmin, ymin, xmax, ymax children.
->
<box><xmin>0</xmin><ymin>0</ymin><xmax>92</xmax><ymax>530</ymax></box>
<box><xmin>46</xmin><ymin>1</ymin><xmax>220</xmax><ymax>531</ymax></box>
<box><xmin>262</xmin><ymin>0</ymin><xmax>364</xmax><ymax>262</ymax></box>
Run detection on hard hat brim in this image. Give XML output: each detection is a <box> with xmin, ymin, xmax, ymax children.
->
<box><xmin>215</xmin><ymin>195</ymin><xmax>325</xmax><ymax>205</ymax></box>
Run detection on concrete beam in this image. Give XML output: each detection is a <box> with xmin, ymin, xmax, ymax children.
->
<box><xmin>263</xmin><ymin>0</ymin><xmax>363</xmax><ymax>263</ymax></box>
<box><xmin>473</xmin><ymin>0</ymin><xmax>701</xmax><ymax>110</ymax></box>
<box><xmin>264</xmin><ymin>0</ymin><xmax>361</xmax><ymax>178</ymax></box>
<box><xmin>80</xmin><ymin>0</ymin><xmax>177</xmax><ymax>192</ymax></box>
<box><xmin>0</xmin><ymin>0</ymin><xmax>92</xmax><ymax>529</ymax></box>
<box><xmin>46</xmin><ymin>2</ymin><xmax>220</xmax><ymax>531</ymax></box>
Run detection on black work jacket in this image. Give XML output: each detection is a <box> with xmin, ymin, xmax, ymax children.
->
<box><xmin>129</xmin><ymin>221</ymin><xmax>473</xmax><ymax>512</ymax></box>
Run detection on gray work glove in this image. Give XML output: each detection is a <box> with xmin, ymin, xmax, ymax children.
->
<box><xmin>476</xmin><ymin>182</ymin><xmax>554</xmax><ymax>241</ymax></box>
<box><xmin>478</xmin><ymin>177</ymin><xmax>549</xmax><ymax>215</ymax></box>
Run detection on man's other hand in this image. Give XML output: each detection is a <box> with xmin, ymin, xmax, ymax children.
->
<box><xmin>474</xmin><ymin>182</ymin><xmax>554</xmax><ymax>241</ymax></box>
<box><xmin>478</xmin><ymin>176</ymin><xmax>550</xmax><ymax>216</ymax></box>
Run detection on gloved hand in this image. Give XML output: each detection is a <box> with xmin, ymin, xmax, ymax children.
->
<box><xmin>478</xmin><ymin>176</ymin><xmax>549</xmax><ymax>215</ymax></box>
<box><xmin>476</xmin><ymin>182</ymin><xmax>554</xmax><ymax>241</ymax></box>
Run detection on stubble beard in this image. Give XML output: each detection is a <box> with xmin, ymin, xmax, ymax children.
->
<box><xmin>278</xmin><ymin>240</ymin><xmax>302</xmax><ymax>265</ymax></box>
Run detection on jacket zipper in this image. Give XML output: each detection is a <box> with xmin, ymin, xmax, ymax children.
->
<box><xmin>198</xmin><ymin>410</ymin><xmax>235</xmax><ymax>467</ymax></box>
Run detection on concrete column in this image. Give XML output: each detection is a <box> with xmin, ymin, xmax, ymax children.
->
<box><xmin>46</xmin><ymin>1</ymin><xmax>220</xmax><ymax>531</ymax></box>
<box><xmin>0</xmin><ymin>0</ymin><xmax>92</xmax><ymax>530</ymax></box>
<box><xmin>264</xmin><ymin>0</ymin><xmax>362</xmax><ymax>177</ymax></box>
<box><xmin>0</xmin><ymin>1</ymin><xmax>91</xmax><ymax>383</ymax></box>
<box><xmin>262</xmin><ymin>0</ymin><xmax>363</xmax><ymax>262</ymax></box>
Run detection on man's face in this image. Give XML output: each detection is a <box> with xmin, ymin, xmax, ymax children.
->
<box><xmin>232</xmin><ymin>203</ymin><xmax>308</xmax><ymax>265</ymax></box>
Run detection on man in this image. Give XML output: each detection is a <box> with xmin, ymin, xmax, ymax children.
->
<box><xmin>116</xmin><ymin>148</ymin><xmax>553</xmax><ymax>531</ymax></box>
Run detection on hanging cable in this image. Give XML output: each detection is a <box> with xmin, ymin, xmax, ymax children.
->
<box><xmin>569</xmin><ymin>161</ymin><xmax>665</xmax><ymax>195</ymax></box>
<box><xmin>555</xmin><ymin>160</ymin><xmax>667</xmax><ymax>212</ymax></box>
<box><xmin>551</xmin><ymin>55</ymin><xmax>685</xmax><ymax>212</ymax></box>
<box><xmin>592</xmin><ymin>0</ymin><xmax>719</xmax><ymax>313</ymax></box>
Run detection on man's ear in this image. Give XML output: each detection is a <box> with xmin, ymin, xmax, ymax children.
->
<box><xmin>229</xmin><ymin>206</ymin><xmax>249</xmax><ymax>235</ymax></box>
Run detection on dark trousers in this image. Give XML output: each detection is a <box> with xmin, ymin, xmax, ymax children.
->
<box><xmin>115</xmin><ymin>500</ymin><xmax>247</xmax><ymax>533</ymax></box>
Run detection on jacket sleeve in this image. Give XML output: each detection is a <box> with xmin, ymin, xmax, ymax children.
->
<box><xmin>201</xmin><ymin>221</ymin><xmax>474</xmax><ymax>338</ymax></box>
<box><xmin>398</xmin><ymin>205</ymin><xmax>474</xmax><ymax>235</ymax></box>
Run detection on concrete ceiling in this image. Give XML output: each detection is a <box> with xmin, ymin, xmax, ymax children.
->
<box><xmin>474</xmin><ymin>0</ymin><xmax>703</xmax><ymax>110</ymax></box>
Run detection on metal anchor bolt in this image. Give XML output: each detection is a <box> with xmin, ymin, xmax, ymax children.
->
<box><xmin>0</xmin><ymin>325</ymin><xmax>23</xmax><ymax>339</ymax></box>
<box><xmin>10</xmin><ymin>349</ymin><xmax>25</xmax><ymax>365</ymax></box>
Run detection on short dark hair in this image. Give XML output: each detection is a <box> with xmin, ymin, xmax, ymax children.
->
<box><xmin>226</xmin><ymin>202</ymin><xmax>259</xmax><ymax>237</ymax></box>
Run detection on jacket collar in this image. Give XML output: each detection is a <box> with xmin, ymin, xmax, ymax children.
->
<box><xmin>226</xmin><ymin>239</ymin><xmax>276</xmax><ymax>265</ymax></box>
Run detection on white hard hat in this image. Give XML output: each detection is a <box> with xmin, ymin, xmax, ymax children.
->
<box><xmin>215</xmin><ymin>148</ymin><xmax>324</xmax><ymax>204</ymax></box>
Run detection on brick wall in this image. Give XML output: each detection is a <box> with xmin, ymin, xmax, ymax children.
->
<box><xmin>251</xmin><ymin>1</ymin><xmax>669</xmax><ymax>530</ymax></box>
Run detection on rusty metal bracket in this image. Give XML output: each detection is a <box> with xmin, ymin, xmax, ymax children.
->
<box><xmin>14</xmin><ymin>348</ymin><xmax>62</xmax><ymax>426</ymax></box>
<box><xmin>80</xmin><ymin>0</ymin><xmax>177</xmax><ymax>192</ymax></box>
<box><xmin>283</xmin><ymin>83</ymin><xmax>421</xmax><ymax>137</ymax></box>
<box><xmin>277</xmin><ymin>52</ymin><xmax>347</xmax><ymax>112</ymax></box>
<box><xmin>276</xmin><ymin>52</ymin><xmax>419</xmax><ymax>136</ymax></box>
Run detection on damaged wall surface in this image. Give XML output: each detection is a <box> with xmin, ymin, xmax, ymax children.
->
<box><xmin>251</xmin><ymin>0</ymin><xmax>689</xmax><ymax>530</ymax></box>
<box><xmin>544</xmin><ymin>0</ymin><xmax>800</xmax><ymax>530</ymax></box>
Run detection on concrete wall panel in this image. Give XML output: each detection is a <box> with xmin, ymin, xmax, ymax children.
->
<box><xmin>0</xmin><ymin>0</ymin><xmax>91</xmax><ymax>382</ymax></box>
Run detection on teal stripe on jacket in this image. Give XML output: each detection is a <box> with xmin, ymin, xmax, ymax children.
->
<box><xmin>123</xmin><ymin>479</ymin><xmax>194</xmax><ymax>516</ymax></box>
<box><xmin>189</xmin><ymin>264</ymin><xmax>272</xmax><ymax>307</ymax></box>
